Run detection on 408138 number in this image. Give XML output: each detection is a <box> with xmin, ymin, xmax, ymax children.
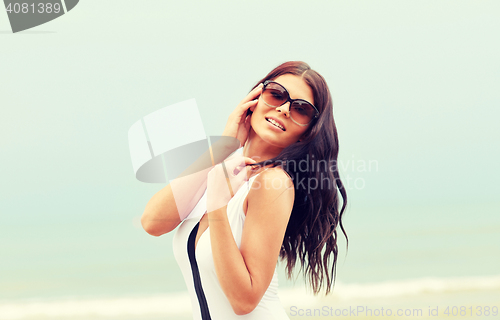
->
<box><xmin>5</xmin><ymin>2</ymin><xmax>61</xmax><ymax>14</ymax></box>
<box><xmin>443</xmin><ymin>306</ymin><xmax>498</xmax><ymax>317</ymax></box>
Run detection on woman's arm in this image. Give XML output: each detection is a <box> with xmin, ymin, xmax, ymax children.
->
<box><xmin>142</xmin><ymin>84</ymin><xmax>262</xmax><ymax>237</ymax></box>
<box><xmin>141</xmin><ymin>169</ymin><xmax>208</xmax><ymax>236</ymax></box>
<box><xmin>141</xmin><ymin>139</ymin><xmax>238</xmax><ymax>236</ymax></box>
<box><xmin>207</xmin><ymin>168</ymin><xmax>294</xmax><ymax>315</ymax></box>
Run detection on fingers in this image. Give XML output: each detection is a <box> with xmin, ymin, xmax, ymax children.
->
<box><xmin>224</xmin><ymin>155</ymin><xmax>256</xmax><ymax>170</ymax></box>
<box><xmin>239</xmin><ymin>83</ymin><xmax>263</xmax><ymax>106</ymax></box>
<box><xmin>206</xmin><ymin>155</ymin><xmax>258</xmax><ymax>211</ymax></box>
<box><xmin>222</xmin><ymin>156</ymin><xmax>256</xmax><ymax>190</ymax></box>
<box><xmin>238</xmin><ymin>99</ymin><xmax>259</xmax><ymax>118</ymax></box>
<box><xmin>230</xmin><ymin>157</ymin><xmax>257</xmax><ymax>176</ymax></box>
<box><xmin>223</xmin><ymin>154</ymin><xmax>245</xmax><ymax>173</ymax></box>
<box><xmin>222</xmin><ymin>84</ymin><xmax>262</xmax><ymax>143</ymax></box>
<box><xmin>245</xmin><ymin>156</ymin><xmax>258</xmax><ymax>164</ymax></box>
<box><xmin>227</xmin><ymin>165</ymin><xmax>249</xmax><ymax>195</ymax></box>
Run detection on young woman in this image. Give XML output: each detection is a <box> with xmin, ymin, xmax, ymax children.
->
<box><xmin>141</xmin><ymin>61</ymin><xmax>348</xmax><ymax>319</ymax></box>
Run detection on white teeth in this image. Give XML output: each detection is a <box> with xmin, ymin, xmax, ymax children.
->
<box><xmin>267</xmin><ymin>118</ymin><xmax>284</xmax><ymax>130</ymax></box>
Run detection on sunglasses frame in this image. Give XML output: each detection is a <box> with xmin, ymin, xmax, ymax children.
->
<box><xmin>261</xmin><ymin>80</ymin><xmax>320</xmax><ymax>126</ymax></box>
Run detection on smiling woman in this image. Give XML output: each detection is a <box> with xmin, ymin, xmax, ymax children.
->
<box><xmin>141</xmin><ymin>61</ymin><xmax>348</xmax><ymax>319</ymax></box>
<box><xmin>248</xmin><ymin>74</ymin><xmax>317</xmax><ymax>149</ymax></box>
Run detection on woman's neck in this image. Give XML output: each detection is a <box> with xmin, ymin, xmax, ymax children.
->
<box><xmin>242</xmin><ymin>129</ymin><xmax>284</xmax><ymax>178</ymax></box>
<box><xmin>243</xmin><ymin>130</ymin><xmax>283</xmax><ymax>161</ymax></box>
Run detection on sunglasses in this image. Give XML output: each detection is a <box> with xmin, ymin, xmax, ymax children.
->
<box><xmin>260</xmin><ymin>80</ymin><xmax>319</xmax><ymax>126</ymax></box>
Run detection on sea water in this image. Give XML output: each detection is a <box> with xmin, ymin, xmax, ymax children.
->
<box><xmin>1</xmin><ymin>201</ymin><xmax>498</xmax><ymax>319</ymax></box>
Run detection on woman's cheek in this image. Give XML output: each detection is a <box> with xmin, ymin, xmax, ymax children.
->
<box><xmin>249</xmin><ymin>114</ymin><xmax>257</xmax><ymax>129</ymax></box>
<box><xmin>250</xmin><ymin>107</ymin><xmax>263</xmax><ymax>129</ymax></box>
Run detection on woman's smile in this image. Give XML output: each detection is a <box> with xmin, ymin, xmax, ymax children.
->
<box><xmin>265</xmin><ymin>116</ymin><xmax>286</xmax><ymax>131</ymax></box>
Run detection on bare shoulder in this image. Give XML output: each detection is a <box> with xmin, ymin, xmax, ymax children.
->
<box><xmin>245</xmin><ymin>167</ymin><xmax>295</xmax><ymax>218</ymax></box>
<box><xmin>251</xmin><ymin>166</ymin><xmax>294</xmax><ymax>192</ymax></box>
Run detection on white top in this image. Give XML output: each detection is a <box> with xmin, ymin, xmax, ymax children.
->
<box><xmin>172</xmin><ymin>170</ymin><xmax>290</xmax><ymax>319</ymax></box>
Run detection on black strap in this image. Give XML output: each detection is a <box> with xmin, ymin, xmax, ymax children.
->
<box><xmin>187</xmin><ymin>222</ymin><xmax>212</xmax><ymax>319</ymax></box>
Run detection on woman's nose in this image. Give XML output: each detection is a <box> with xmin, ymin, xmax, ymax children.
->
<box><xmin>276</xmin><ymin>103</ymin><xmax>290</xmax><ymax>117</ymax></box>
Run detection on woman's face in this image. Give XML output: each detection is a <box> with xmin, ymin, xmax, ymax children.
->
<box><xmin>249</xmin><ymin>74</ymin><xmax>315</xmax><ymax>149</ymax></box>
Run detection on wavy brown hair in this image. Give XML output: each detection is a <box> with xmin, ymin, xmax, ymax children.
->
<box><xmin>248</xmin><ymin>61</ymin><xmax>348</xmax><ymax>295</ymax></box>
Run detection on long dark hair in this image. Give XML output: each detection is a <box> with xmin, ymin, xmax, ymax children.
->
<box><xmin>248</xmin><ymin>61</ymin><xmax>348</xmax><ymax>295</ymax></box>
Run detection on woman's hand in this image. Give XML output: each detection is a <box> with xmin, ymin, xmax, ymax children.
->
<box><xmin>222</xmin><ymin>83</ymin><xmax>263</xmax><ymax>148</ymax></box>
<box><xmin>206</xmin><ymin>153</ymin><xmax>257</xmax><ymax>212</ymax></box>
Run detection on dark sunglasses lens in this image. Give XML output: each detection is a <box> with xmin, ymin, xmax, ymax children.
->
<box><xmin>262</xmin><ymin>83</ymin><xmax>288</xmax><ymax>107</ymax></box>
<box><xmin>291</xmin><ymin>101</ymin><xmax>316</xmax><ymax>124</ymax></box>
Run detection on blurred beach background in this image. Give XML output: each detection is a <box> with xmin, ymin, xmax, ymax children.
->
<box><xmin>1</xmin><ymin>1</ymin><xmax>499</xmax><ymax>319</ymax></box>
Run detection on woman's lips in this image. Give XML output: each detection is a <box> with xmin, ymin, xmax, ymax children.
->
<box><xmin>265</xmin><ymin>117</ymin><xmax>286</xmax><ymax>131</ymax></box>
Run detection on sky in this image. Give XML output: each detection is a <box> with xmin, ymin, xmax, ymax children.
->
<box><xmin>1</xmin><ymin>0</ymin><xmax>499</xmax><ymax>302</ymax></box>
